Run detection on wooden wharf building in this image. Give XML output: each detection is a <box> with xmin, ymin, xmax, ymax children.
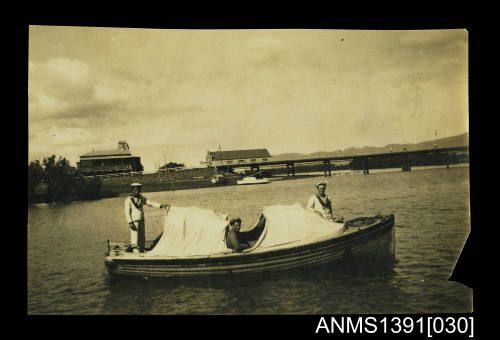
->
<box><xmin>77</xmin><ymin>141</ymin><xmax>143</xmax><ymax>176</ymax></box>
<box><xmin>205</xmin><ymin>149</ymin><xmax>271</xmax><ymax>171</ymax></box>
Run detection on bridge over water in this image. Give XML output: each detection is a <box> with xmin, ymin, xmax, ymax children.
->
<box><xmin>226</xmin><ymin>146</ymin><xmax>469</xmax><ymax>176</ymax></box>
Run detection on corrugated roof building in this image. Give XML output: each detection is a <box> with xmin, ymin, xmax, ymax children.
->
<box><xmin>77</xmin><ymin>141</ymin><xmax>143</xmax><ymax>175</ymax></box>
<box><xmin>206</xmin><ymin>149</ymin><xmax>271</xmax><ymax>167</ymax></box>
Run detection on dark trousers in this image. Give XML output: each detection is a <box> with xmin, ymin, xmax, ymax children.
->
<box><xmin>131</xmin><ymin>220</ymin><xmax>146</xmax><ymax>251</ymax></box>
<box><xmin>137</xmin><ymin>220</ymin><xmax>146</xmax><ymax>251</ymax></box>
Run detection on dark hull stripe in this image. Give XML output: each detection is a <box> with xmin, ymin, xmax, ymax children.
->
<box><xmin>352</xmin><ymin>232</ymin><xmax>392</xmax><ymax>256</ymax></box>
<box><xmin>110</xmin><ymin>228</ymin><xmax>394</xmax><ymax>277</ymax></box>
<box><xmin>112</xmin><ymin>227</ymin><xmax>392</xmax><ymax>274</ymax></box>
<box><xmin>111</xmin><ymin>232</ymin><xmax>392</xmax><ymax>275</ymax></box>
<box><xmin>112</xmin><ymin>238</ymin><xmax>392</xmax><ymax>277</ymax></box>
<box><xmin>114</xmin><ymin>250</ymin><xmax>345</xmax><ymax>276</ymax></box>
<box><xmin>113</xmin><ymin>219</ymin><xmax>393</xmax><ymax>266</ymax></box>
<box><xmin>108</xmin><ymin>217</ymin><xmax>395</xmax><ymax>277</ymax></box>
<box><xmin>114</xmin><ymin>245</ymin><xmax>347</xmax><ymax>276</ymax></box>
<box><xmin>111</xmin><ymin>233</ymin><xmax>392</xmax><ymax>276</ymax></box>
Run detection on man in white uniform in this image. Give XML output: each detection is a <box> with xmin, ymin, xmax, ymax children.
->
<box><xmin>306</xmin><ymin>180</ymin><xmax>343</xmax><ymax>222</ymax></box>
<box><xmin>124</xmin><ymin>183</ymin><xmax>169</xmax><ymax>253</ymax></box>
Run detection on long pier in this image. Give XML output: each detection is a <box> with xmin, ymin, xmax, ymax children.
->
<box><xmin>227</xmin><ymin>146</ymin><xmax>469</xmax><ymax>176</ymax></box>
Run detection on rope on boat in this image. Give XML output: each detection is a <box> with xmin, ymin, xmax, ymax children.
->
<box><xmin>344</xmin><ymin>215</ymin><xmax>385</xmax><ymax>228</ymax></box>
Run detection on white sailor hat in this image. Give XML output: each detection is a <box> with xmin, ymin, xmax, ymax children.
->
<box><xmin>315</xmin><ymin>180</ymin><xmax>328</xmax><ymax>188</ymax></box>
<box><xmin>131</xmin><ymin>183</ymin><xmax>142</xmax><ymax>187</ymax></box>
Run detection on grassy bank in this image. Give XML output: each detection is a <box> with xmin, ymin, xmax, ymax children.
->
<box><xmin>28</xmin><ymin>190</ymin><xmax>119</xmax><ymax>204</ymax></box>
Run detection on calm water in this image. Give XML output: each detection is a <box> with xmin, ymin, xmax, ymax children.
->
<box><xmin>27</xmin><ymin>166</ymin><xmax>472</xmax><ymax>314</ymax></box>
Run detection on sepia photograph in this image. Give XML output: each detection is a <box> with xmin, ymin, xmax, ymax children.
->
<box><xmin>27</xmin><ymin>26</ymin><xmax>470</xmax><ymax>317</ymax></box>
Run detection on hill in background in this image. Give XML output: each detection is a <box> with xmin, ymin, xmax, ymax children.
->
<box><xmin>270</xmin><ymin>132</ymin><xmax>469</xmax><ymax>161</ymax></box>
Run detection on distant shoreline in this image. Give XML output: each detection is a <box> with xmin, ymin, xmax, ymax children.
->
<box><xmin>28</xmin><ymin>163</ymin><xmax>468</xmax><ymax>204</ymax></box>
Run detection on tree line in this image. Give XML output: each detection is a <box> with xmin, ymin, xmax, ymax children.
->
<box><xmin>158</xmin><ymin>162</ymin><xmax>185</xmax><ymax>169</ymax></box>
<box><xmin>28</xmin><ymin>155</ymin><xmax>104</xmax><ymax>203</ymax></box>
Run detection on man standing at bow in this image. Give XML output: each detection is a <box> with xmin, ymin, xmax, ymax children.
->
<box><xmin>124</xmin><ymin>183</ymin><xmax>169</xmax><ymax>253</ymax></box>
<box><xmin>306</xmin><ymin>180</ymin><xmax>344</xmax><ymax>223</ymax></box>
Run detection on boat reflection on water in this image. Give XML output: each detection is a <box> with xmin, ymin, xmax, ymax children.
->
<box><xmin>102</xmin><ymin>254</ymin><xmax>399</xmax><ymax>314</ymax></box>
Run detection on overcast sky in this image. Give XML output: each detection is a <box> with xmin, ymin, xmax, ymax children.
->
<box><xmin>28</xmin><ymin>27</ymin><xmax>468</xmax><ymax>172</ymax></box>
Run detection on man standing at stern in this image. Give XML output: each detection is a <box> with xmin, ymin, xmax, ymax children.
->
<box><xmin>124</xmin><ymin>183</ymin><xmax>169</xmax><ymax>253</ymax></box>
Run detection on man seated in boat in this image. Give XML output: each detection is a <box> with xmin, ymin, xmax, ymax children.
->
<box><xmin>225</xmin><ymin>218</ymin><xmax>251</xmax><ymax>252</ymax></box>
<box><xmin>225</xmin><ymin>216</ymin><xmax>267</xmax><ymax>252</ymax></box>
<box><xmin>306</xmin><ymin>180</ymin><xmax>344</xmax><ymax>223</ymax></box>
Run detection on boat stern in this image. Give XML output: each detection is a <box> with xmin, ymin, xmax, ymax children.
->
<box><xmin>104</xmin><ymin>256</ymin><xmax>116</xmax><ymax>270</ymax></box>
<box><xmin>104</xmin><ymin>241</ymin><xmax>129</xmax><ymax>273</ymax></box>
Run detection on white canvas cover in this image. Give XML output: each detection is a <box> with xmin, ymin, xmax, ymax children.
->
<box><xmin>146</xmin><ymin>206</ymin><xmax>229</xmax><ymax>257</ymax></box>
<box><xmin>146</xmin><ymin>204</ymin><xmax>345</xmax><ymax>258</ymax></box>
<box><xmin>248</xmin><ymin>204</ymin><xmax>345</xmax><ymax>253</ymax></box>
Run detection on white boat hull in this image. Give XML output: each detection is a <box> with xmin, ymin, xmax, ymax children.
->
<box><xmin>237</xmin><ymin>177</ymin><xmax>270</xmax><ymax>185</ymax></box>
<box><xmin>236</xmin><ymin>178</ymin><xmax>269</xmax><ymax>185</ymax></box>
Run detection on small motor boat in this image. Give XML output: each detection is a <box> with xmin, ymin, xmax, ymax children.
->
<box><xmin>105</xmin><ymin>204</ymin><xmax>395</xmax><ymax>278</ymax></box>
<box><xmin>236</xmin><ymin>176</ymin><xmax>270</xmax><ymax>185</ymax></box>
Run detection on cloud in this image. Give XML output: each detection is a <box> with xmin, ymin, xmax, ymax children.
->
<box><xmin>28</xmin><ymin>57</ymin><xmax>136</xmax><ymax>127</ymax></box>
<box><xmin>30</xmin><ymin>57</ymin><xmax>95</xmax><ymax>103</ymax></box>
<box><xmin>28</xmin><ymin>28</ymin><xmax>468</xmax><ymax>171</ymax></box>
<box><xmin>29</xmin><ymin>58</ymin><xmax>92</xmax><ymax>117</ymax></box>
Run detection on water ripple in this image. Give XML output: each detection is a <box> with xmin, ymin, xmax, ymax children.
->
<box><xmin>28</xmin><ymin>167</ymin><xmax>472</xmax><ymax>314</ymax></box>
